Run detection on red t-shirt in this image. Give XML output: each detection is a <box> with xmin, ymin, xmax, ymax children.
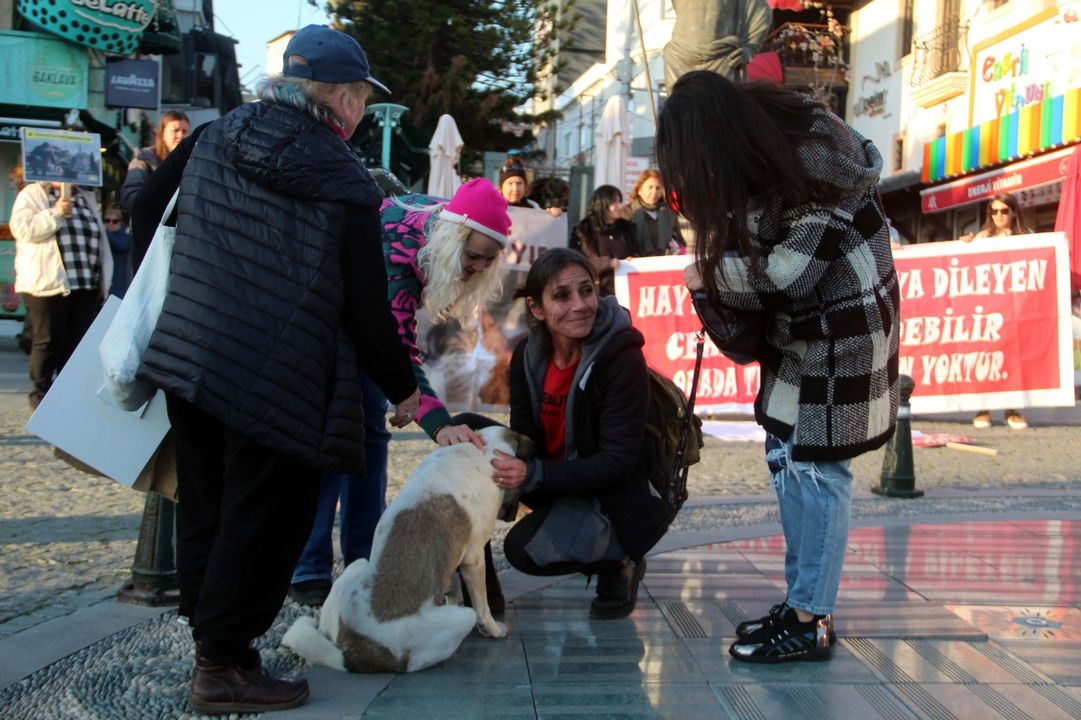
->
<box><xmin>539</xmin><ymin>357</ymin><xmax>578</xmax><ymax>459</ymax></box>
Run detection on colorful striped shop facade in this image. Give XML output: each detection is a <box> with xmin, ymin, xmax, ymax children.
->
<box><xmin>922</xmin><ymin>86</ymin><xmax>1081</xmax><ymax>185</ymax></box>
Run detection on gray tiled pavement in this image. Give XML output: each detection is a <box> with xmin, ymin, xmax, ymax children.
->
<box><xmin>3</xmin><ymin>323</ymin><xmax>1081</xmax><ymax>718</ymax></box>
<box><xmin>3</xmin><ymin>516</ymin><xmax>1081</xmax><ymax>719</ymax></box>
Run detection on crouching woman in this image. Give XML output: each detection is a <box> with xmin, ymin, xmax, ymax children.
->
<box><xmin>491</xmin><ymin>248</ymin><xmax>667</xmax><ymax>619</ymax></box>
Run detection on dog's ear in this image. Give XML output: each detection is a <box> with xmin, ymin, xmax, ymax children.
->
<box><xmin>512</xmin><ymin>431</ymin><xmax>535</xmax><ymax>461</ymax></box>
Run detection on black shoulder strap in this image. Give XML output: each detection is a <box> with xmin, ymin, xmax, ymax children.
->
<box><xmin>669</xmin><ymin>329</ymin><xmax>705</xmax><ymax>509</ymax></box>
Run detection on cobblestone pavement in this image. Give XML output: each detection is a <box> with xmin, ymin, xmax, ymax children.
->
<box><xmin>3</xmin><ymin>335</ymin><xmax>1080</xmax><ymax>639</ymax></box>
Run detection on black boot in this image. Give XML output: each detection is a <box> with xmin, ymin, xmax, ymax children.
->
<box><xmin>589</xmin><ymin>557</ymin><xmax>646</xmax><ymax>620</ymax></box>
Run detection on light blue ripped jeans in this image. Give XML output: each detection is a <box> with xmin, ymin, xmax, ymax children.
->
<box><xmin>766</xmin><ymin>433</ymin><xmax>853</xmax><ymax>616</ymax></box>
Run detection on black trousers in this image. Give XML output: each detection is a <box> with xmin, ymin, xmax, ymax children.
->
<box><xmin>22</xmin><ymin>290</ymin><xmax>99</xmax><ymax>408</ymax></box>
<box><xmin>166</xmin><ymin>394</ymin><xmax>322</xmax><ymax>667</ymax></box>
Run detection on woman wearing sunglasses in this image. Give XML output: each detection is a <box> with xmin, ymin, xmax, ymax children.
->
<box><xmin>101</xmin><ymin>206</ymin><xmax>131</xmax><ymax>298</ymax></box>
<box><xmin>961</xmin><ymin>192</ymin><xmax>1032</xmax><ymax>430</ymax></box>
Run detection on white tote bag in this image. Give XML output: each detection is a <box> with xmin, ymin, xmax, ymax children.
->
<box><xmin>99</xmin><ymin>191</ymin><xmax>179</xmax><ymax>411</ymax></box>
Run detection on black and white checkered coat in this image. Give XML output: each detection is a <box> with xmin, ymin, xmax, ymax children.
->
<box><xmin>713</xmin><ymin>109</ymin><xmax>899</xmax><ymax>461</ymax></box>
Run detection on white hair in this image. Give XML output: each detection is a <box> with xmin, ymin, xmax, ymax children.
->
<box><xmin>418</xmin><ymin>217</ymin><xmax>504</xmax><ymax>324</ymax></box>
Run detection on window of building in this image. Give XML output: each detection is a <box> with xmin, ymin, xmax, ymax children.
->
<box><xmin>193</xmin><ymin>52</ymin><xmax>221</xmax><ymax>109</ymax></box>
<box><xmin>161</xmin><ymin>52</ymin><xmax>188</xmax><ymax>105</ymax></box>
<box><xmin>893</xmin><ymin>134</ymin><xmax>905</xmax><ymax>172</ymax></box>
<box><xmin>900</xmin><ymin>0</ymin><xmax>914</xmax><ymax>57</ymax></box>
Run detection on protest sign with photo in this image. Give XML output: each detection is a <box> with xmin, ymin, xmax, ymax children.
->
<box><xmin>21</xmin><ymin>127</ymin><xmax>102</xmax><ymax>186</ymax></box>
<box><xmin>501</xmin><ymin>205</ymin><xmax>568</xmax><ymax>270</ymax></box>
<box><xmin>414</xmin><ymin>205</ymin><xmax>568</xmax><ymax>412</ymax></box>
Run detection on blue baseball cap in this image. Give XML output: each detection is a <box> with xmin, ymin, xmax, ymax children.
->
<box><xmin>282</xmin><ymin>25</ymin><xmax>390</xmax><ymax>93</ymax></box>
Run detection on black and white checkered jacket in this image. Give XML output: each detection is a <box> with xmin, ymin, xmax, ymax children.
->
<box><xmin>713</xmin><ymin>109</ymin><xmax>899</xmax><ymax>461</ymax></box>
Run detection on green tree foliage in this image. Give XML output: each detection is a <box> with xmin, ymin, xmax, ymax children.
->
<box><xmin>325</xmin><ymin>0</ymin><xmax>575</xmax><ymax>157</ymax></box>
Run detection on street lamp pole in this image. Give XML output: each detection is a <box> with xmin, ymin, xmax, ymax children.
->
<box><xmin>365</xmin><ymin>103</ymin><xmax>408</xmax><ymax>170</ymax></box>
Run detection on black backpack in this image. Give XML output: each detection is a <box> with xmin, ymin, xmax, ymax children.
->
<box><xmin>640</xmin><ymin>368</ymin><xmax>704</xmax><ymax>524</ymax></box>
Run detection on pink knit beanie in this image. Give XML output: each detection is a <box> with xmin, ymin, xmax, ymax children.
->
<box><xmin>439</xmin><ymin>178</ymin><xmax>512</xmax><ymax>247</ymax></box>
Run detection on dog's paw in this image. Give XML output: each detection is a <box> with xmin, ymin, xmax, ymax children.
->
<box><xmin>476</xmin><ymin>619</ymin><xmax>507</xmax><ymax>639</ymax></box>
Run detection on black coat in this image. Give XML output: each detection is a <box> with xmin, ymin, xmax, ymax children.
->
<box><xmin>137</xmin><ymin>101</ymin><xmax>416</xmax><ymax>472</ymax></box>
<box><xmin>509</xmin><ymin>297</ymin><xmax>668</xmax><ymax>560</ymax></box>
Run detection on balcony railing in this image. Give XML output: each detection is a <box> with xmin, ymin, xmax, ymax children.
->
<box><xmin>761</xmin><ymin>21</ymin><xmax>851</xmax><ymax>92</ymax></box>
<box><xmin>910</xmin><ymin>16</ymin><xmax>966</xmax><ymax>87</ymax></box>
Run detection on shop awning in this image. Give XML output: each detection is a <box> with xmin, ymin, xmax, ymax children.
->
<box><xmin>877</xmin><ymin>170</ymin><xmax>920</xmax><ymax>195</ymax></box>
<box><xmin>919</xmin><ymin>146</ymin><xmax>1077</xmax><ymax>214</ymax></box>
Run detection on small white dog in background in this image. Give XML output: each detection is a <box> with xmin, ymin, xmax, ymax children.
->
<box><xmin>283</xmin><ymin>426</ymin><xmax>531</xmax><ymax>673</ymax></box>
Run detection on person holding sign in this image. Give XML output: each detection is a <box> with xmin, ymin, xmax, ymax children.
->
<box><xmin>626</xmin><ymin>168</ymin><xmax>684</xmax><ymax>256</ymax></box>
<box><xmin>960</xmin><ymin>192</ymin><xmax>1032</xmax><ymax>430</ymax></box>
<box><xmin>499</xmin><ymin>161</ymin><xmax>563</xmax><ymax>217</ymax></box>
<box><xmin>572</xmin><ymin>184</ymin><xmax>637</xmax><ymax>296</ymax></box>
<box><xmin>656</xmin><ymin>72</ymin><xmax>899</xmax><ymax>663</ymax></box>
<box><xmin>11</xmin><ymin>181</ymin><xmax>112</xmax><ymax>409</ymax></box>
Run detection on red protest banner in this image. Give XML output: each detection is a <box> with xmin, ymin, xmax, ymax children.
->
<box><xmin>614</xmin><ymin>234</ymin><xmax>1074</xmax><ymax>416</ymax></box>
<box><xmin>893</xmin><ymin>233</ymin><xmax>1074</xmax><ymax>413</ymax></box>
<box><xmin>614</xmin><ymin>256</ymin><xmax>758</xmax><ymax>414</ymax></box>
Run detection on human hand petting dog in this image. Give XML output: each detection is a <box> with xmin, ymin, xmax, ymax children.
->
<box><xmin>491</xmin><ymin>451</ymin><xmax>526</xmax><ymax>490</ymax></box>
<box><xmin>435</xmin><ymin>424</ymin><xmax>486</xmax><ymax>449</ymax></box>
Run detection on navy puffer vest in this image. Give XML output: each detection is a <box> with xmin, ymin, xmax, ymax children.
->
<box><xmin>138</xmin><ymin>101</ymin><xmax>383</xmax><ymax>472</ymax></box>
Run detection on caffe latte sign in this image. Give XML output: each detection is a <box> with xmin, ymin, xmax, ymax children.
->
<box><xmin>17</xmin><ymin>0</ymin><xmax>158</xmax><ymax>55</ymax></box>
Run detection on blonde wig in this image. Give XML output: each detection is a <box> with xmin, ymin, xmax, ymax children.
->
<box><xmin>418</xmin><ymin>217</ymin><xmax>504</xmax><ymax>324</ymax></box>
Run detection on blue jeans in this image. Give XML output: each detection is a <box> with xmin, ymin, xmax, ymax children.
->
<box><xmin>766</xmin><ymin>433</ymin><xmax>853</xmax><ymax>616</ymax></box>
<box><xmin>291</xmin><ymin>373</ymin><xmax>390</xmax><ymax>584</ymax></box>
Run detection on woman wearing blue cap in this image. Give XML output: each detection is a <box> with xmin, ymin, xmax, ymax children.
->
<box><xmin>133</xmin><ymin>25</ymin><xmax>419</xmax><ymax>713</ymax></box>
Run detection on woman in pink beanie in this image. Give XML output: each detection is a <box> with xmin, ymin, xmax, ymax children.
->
<box><xmin>291</xmin><ymin>177</ymin><xmax>513</xmax><ymax>613</ymax></box>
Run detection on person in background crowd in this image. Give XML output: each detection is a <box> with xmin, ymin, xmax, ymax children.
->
<box><xmin>492</xmin><ymin>248</ymin><xmax>666</xmax><ymax>620</ymax></box>
<box><xmin>657</xmin><ymin>71</ymin><xmax>899</xmax><ymax>663</ymax></box>
<box><xmin>132</xmin><ymin>25</ymin><xmax>420</xmax><ymax>714</ymax></box>
<box><xmin>626</xmin><ymin>168</ymin><xmax>683</xmax><ymax>256</ymax></box>
<box><xmin>102</xmin><ymin>205</ymin><xmax>131</xmax><ymax>298</ymax></box>
<box><xmin>499</xmin><ymin>162</ymin><xmax>563</xmax><ymax>217</ymax></box>
<box><xmin>119</xmin><ymin>110</ymin><xmax>190</xmax><ymax>216</ymax></box>
<box><xmin>289</xmin><ymin>177</ymin><xmax>512</xmax><ymax>613</ymax></box>
<box><xmin>11</xmin><ymin>181</ymin><xmax>112</xmax><ymax>409</ymax></box>
<box><xmin>572</xmin><ymin>184</ymin><xmax>637</xmax><ymax>296</ymax></box>
<box><xmin>960</xmin><ymin>191</ymin><xmax>1032</xmax><ymax>430</ymax></box>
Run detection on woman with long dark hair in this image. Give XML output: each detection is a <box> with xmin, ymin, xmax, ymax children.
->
<box><xmin>490</xmin><ymin>248</ymin><xmax>666</xmax><ymax>619</ymax></box>
<box><xmin>962</xmin><ymin>191</ymin><xmax>1032</xmax><ymax>429</ymax></box>
<box><xmin>572</xmin><ymin>184</ymin><xmax>637</xmax><ymax>295</ymax></box>
<box><xmin>656</xmin><ymin>71</ymin><xmax>900</xmax><ymax>663</ymax></box>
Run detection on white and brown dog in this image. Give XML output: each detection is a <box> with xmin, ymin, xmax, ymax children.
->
<box><xmin>282</xmin><ymin>426</ymin><xmax>531</xmax><ymax>673</ymax></box>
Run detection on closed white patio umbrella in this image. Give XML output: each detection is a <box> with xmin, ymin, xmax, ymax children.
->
<box><xmin>427</xmin><ymin>114</ymin><xmax>464</xmax><ymax>198</ymax></box>
<box><xmin>594</xmin><ymin>95</ymin><xmax>631</xmax><ymax>190</ymax></box>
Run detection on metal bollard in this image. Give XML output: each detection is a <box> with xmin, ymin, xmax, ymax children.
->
<box><xmin>873</xmin><ymin>374</ymin><xmax>923</xmax><ymax>499</ymax></box>
<box><xmin>117</xmin><ymin>493</ymin><xmax>180</xmax><ymax>606</ymax></box>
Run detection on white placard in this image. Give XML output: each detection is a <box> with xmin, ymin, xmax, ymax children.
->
<box><xmin>26</xmin><ymin>297</ymin><xmax>170</xmax><ymax>487</ymax></box>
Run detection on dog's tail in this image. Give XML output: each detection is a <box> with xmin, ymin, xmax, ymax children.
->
<box><xmin>282</xmin><ymin>615</ymin><xmax>346</xmax><ymax>672</ymax></box>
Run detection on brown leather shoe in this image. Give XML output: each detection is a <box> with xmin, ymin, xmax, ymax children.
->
<box><xmin>188</xmin><ymin>656</ymin><xmax>309</xmax><ymax>714</ymax></box>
